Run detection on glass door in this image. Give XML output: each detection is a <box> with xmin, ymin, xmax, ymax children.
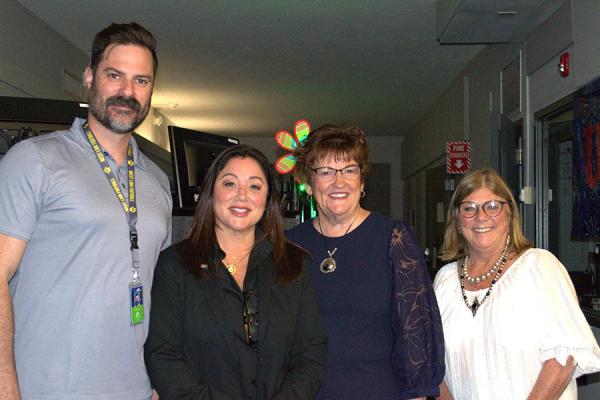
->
<box><xmin>539</xmin><ymin>108</ymin><xmax>595</xmax><ymax>273</ymax></box>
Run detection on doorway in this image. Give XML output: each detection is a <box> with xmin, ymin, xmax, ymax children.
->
<box><xmin>539</xmin><ymin>107</ymin><xmax>595</xmax><ymax>272</ymax></box>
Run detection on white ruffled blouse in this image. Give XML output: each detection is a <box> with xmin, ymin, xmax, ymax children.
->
<box><xmin>433</xmin><ymin>248</ymin><xmax>600</xmax><ymax>400</ymax></box>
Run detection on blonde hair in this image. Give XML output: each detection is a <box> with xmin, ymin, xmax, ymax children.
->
<box><xmin>441</xmin><ymin>168</ymin><xmax>532</xmax><ymax>261</ymax></box>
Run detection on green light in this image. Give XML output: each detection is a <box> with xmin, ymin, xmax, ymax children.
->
<box><xmin>298</xmin><ymin>183</ymin><xmax>306</xmax><ymax>193</ymax></box>
<box><xmin>310</xmin><ymin>199</ymin><xmax>317</xmax><ymax>219</ymax></box>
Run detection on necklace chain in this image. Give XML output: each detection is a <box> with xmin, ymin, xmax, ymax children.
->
<box><xmin>317</xmin><ymin>214</ymin><xmax>357</xmax><ymax>274</ymax></box>
<box><xmin>459</xmin><ymin>236</ymin><xmax>511</xmax><ymax>317</ymax></box>
<box><xmin>223</xmin><ymin>251</ymin><xmax>251</xmax><ymax>275</ymax></box>
<box><xmin>461</xmin><ymin>236</ymin><xmax>510</xmax><ymax>283</ymax></box>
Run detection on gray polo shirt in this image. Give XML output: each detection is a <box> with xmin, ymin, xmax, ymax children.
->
<box><xmin>0</xmin><ymin>118</ymin><xmax>172</xmax><ymax>400</ymax></box>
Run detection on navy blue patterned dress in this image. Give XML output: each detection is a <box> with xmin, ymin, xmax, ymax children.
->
<box><xmin>287</xmin><ymin>212</ymin><xmax>444</xmax><ymax>400</ymax></box>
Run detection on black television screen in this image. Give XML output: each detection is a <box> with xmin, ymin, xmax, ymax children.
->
<box><xmin>168</xmin><ymin>126</ymin><xmax>239</xmax><ymax>209</ymax></box>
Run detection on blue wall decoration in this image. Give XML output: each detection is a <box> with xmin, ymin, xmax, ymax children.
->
<box><xmin>573</xmin><ymin>77</ymin><xmax>600</xmax><ymax>238</ymax></box>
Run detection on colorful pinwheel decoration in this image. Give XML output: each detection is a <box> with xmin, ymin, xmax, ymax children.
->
<box><xmin>274</xmin><ymin>119</ymin><xmax>311</xmax><ymax>174</ymax></box>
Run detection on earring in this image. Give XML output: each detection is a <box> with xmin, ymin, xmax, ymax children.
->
<box><xmin>361</xmin><ymin>190</ymin><xmax>366</xmax><ymax>198</ymax></box>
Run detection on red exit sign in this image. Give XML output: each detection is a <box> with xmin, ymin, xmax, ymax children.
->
<box><xmin>447</xmin><ymin>141</ymin><xmax>471</xmax><ymax>174</ymax></box>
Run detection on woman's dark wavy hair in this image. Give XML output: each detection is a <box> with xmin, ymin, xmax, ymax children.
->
<box><xmin>178</xmin><ymin>144</ymin><xmax>305</xmax><ymax>283</ymax></box>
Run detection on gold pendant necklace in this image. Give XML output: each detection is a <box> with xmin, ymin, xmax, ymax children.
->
<box><xmin>226</xmin><ymin>263</ymin><xmax>237</xmax><ymax>275</ymax></box>
<box><xmin>223</xmin><ymin>251</ymin><xmax>250</xmax><ymax>275</ymax></box>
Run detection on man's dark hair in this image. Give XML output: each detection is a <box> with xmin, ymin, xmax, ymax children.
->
<box><xmin>91</xmin><ymin>22</ymin><xmax>158</xmax><ymax>74</ymax></box>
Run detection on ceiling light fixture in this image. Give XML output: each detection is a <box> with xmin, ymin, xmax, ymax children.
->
<box><xmin>153</xmin><ymin>115</ymin><xmax>164</xmax><ymax>126</ymax></box>
<box><xmin>496</xmin><ymin>11</ymin><xmax>517</xmax><ymax>16</ymax></box>
<box><xmin>152</xmin><ymin>103</ymin><xmax>178</xmax><ymax>109</ymax></box>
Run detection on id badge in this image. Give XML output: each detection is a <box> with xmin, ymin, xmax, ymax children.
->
<box><xmin>129</xmin><ymin>282</ymin><xmax>144</xmax><ymax>325</ymax></box>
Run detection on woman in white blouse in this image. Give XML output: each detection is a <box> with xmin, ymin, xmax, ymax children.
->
<box><xmin>434</xmin><ymin>168</ymin><xmax>600</xmax><ymax>400</ymax></box>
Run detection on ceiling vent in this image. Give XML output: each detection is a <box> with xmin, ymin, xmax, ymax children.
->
<box><xmin>436</xmin><ymin>0</ymin><xmax>568</xmax><ymax>44</ymax></box>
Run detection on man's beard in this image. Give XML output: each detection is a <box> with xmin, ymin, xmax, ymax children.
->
<box><xmin>88</xmin><ymin>86</ymin><xmax>150</xmax><ymax>134</ymax></box>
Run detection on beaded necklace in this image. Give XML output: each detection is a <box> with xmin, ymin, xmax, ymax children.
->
<box><xmin>460</xmin><ymin>235</ymin><xmax>510</xmax><ymax>283</ymax></box>
<box><xmin>459</xmin><ymin>237</ymin><xmax>511</xmax><ymax>317</ymax></box>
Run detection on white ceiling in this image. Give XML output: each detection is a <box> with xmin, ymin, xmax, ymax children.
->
<box><xmin>17</xmin><ymin>1</ymin><xmax>486</xmax><ymax>138</ymax></box>
<box><xmin>437</xmin><ymin>0</ymin><xmax>567</xmax><ymax>43</ymax></box>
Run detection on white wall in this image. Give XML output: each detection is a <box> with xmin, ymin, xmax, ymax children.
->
<box><xmin>146</xmin><ymin>109</ymin><xmax>174</xmax><ymax>151</ymax></box>
<box><xmin>0</xmin><ymin>0</ymin><xmax>87</xmax><ymax>99</ymax></box>
<box><xmin>405</xmin><ymin>4</ymin><xmax>600</xmax><ymax>390</ymax></box>
<box><xmin>403</xmin><ymin>42</ymin><xmax>520</xmax><ymax>179</ymax></box>
<box><xmin>403</xmin><ymin>42</ymin><xmax>520</xmax><ymax>243</ymax></box>
<box><xmin>365</xmin><ymin>136</ymin><xmax>404</xmax><ymax>220</ymax></box>
<box><xmin>529</xmin><ymin>0</ymin><xmax>600</xmax><ymax>113</ymax></box>
<box><xmin>0</xmin><ymin>0</ymin><xmax>165</xmax><ymax>148</ymax></box>
<box><xmin>238</xmin><ymin>136</ymin><xmax>283</xmax><ymax>162</ymax></box>
<box><xmin>404</xmin><ymin>1</ymin><xmax>600</xmax><ymax>249</ymax></box>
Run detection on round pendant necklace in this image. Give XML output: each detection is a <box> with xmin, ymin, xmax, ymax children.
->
<box><xmin>459</xmin><ymin>236</ymin><xmax>511</xmax><ymax>317</ymax></box>
<box><xmin>223</xmin><ymin>251</ymin><xmax>250</xmax><ymax>275</ymax></box>
<box><xmin>226</xmin><ymin>262</ymin><xmax>237</xmax><ymax>275</ymax></box>
<box><xmin>317</xmin><ymin>214</ymin><xmax>357</xmax><ymax>274</ymax></box>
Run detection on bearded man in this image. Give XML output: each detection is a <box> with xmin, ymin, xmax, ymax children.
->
<box><xmin>0</xmin><ymin>22</ymin><xmax>172</xmax><ymax>400</ymax></box>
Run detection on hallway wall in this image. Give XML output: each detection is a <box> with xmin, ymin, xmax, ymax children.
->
<box><xmin>404</xmin><ymin>0</ymin><xmax>600</xmax><ymax>250</ymax></box>
<box><xmin>0</xmin><ymin>0</ymin><xmax>87</xmax><ymax>99</ymax></box>
<box><xmin>0</xmin><ymin>0</ymin><xmax>166</xmax><ymax>146</ymax></box>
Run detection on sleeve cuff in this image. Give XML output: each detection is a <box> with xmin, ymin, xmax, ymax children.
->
<box><xmin>399</xmin><ymin>385</ymin><xmax>440</xmax><ymax>400</ymax></box>
<box><xmin>540</xmin><ymin>345</ymin><xmax>600</xmax><ymax>378</ymax></box>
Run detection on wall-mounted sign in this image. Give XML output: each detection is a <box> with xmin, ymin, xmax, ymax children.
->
<box><xmin>447</xmin><ymin>141</ymin><xmax>471</xmax><ymax>174</ymax></box>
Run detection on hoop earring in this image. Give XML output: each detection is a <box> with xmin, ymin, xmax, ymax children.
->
<box><xmin>361</xmin><ymin>190</ymin><xmax>366</xmax><ymax>198</ymax></box>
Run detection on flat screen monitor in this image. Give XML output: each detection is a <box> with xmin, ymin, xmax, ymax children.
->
<box><xmin>168</xmin><ymin>125</ymin><xmax>239</xmax><ymax>209</ymax></box>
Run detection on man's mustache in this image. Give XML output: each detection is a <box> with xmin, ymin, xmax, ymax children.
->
<box><xmin>105</xmin><ymin>96</ymin><xmax>141</xmax><ymax>112</ymax></box>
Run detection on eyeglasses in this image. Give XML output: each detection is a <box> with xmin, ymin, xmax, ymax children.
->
<box><xmin>242</xmin><ymin>290</ymin><xmax>258</xmax><ymax>346</ymax></box>
<box><xmin>310</xmin><ymin>165</ymin><xmax>360</xmax><ymax>180</ymax></box>
<box><xmin>458</xmin><ymin>200</ymin><xmax>510</xmax><ymax>218</ymax></box>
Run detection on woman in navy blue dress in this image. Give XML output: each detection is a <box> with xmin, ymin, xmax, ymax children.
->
<box><xmin>287</xmin><ymin>124</ymin><xmax>444</xmax><ymax>400</ymax></box>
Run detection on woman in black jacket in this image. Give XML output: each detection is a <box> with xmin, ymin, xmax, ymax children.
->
<box><xmin>145</xmin><ymin>145</ymin><xmax>327</xmax><ymax>399</ymax></box>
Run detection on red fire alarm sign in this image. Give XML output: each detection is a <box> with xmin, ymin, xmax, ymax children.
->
<box><xmin>559</xmin><ymin>52</ymin><xmax>569</xmax><ymax>77</ymax></box>
<box><xmin>447</xmin><ymin>141</ymin><xmax>471</xmax><ymax>174</ymax></box>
